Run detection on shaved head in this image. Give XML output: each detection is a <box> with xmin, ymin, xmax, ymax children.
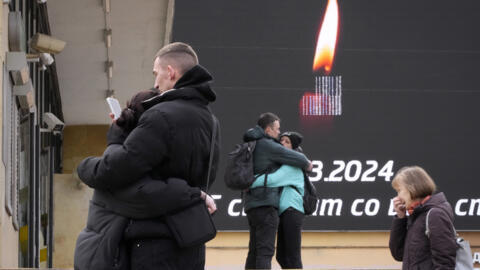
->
<box><xmin>154</xmin><ymin>42</ymin><xmax>198</xmax><ymax>76</ymax></box>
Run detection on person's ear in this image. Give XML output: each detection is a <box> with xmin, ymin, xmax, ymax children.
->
<box><xmin>167</xmin><ymin>65</ymin><xmax>176</xmax><ymax>80</ymax></box>
<box><xmin>264</xmin><ymin>126</ymin><xmax>271</xmax><ymax>135</ymax></box>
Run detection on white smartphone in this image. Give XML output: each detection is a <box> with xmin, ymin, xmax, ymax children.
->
<box><xmin>106</xmin><ymin>97</ymin><xmax>122</xmax><ymax>120</ymax></box>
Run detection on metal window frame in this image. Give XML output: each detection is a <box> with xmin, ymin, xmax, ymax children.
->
<box><xmin>6</xmin><ymin>1</ymin><xmax>64</xmax><ymax>267</ymax></box>
<box><xmin>3</xmin><ymin>64</ymin><xmax>20</xmax><ymax>230</ymax></box>
<box><xmin>3</xmin><ymin>65</ymin><xmax>13</xmax><ymax>216</ymax></box>
<box><xmin>12</xmin><ymin>98</ymin><xmax>20</xmax><ymax>231</ymax></box>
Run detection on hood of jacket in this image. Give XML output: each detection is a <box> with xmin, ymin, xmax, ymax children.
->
<box><xmin>411</xmin><ymin>192</ymin><xmax>453</xmax><ymax>220</ymax></box>
<box><xmin>142</xmin><ymin>65</ymin><xmax>215</xmax><ymax>110</ymax></box>
<box><xmin>243</xmin><ymin>125</ymin><xmax>267</xmax><ymax>142</ymax></box>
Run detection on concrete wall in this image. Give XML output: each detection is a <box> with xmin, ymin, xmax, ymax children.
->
<box><xmin>62</xmin><ymin>125</ymin><xmax>110</xmax><ymax>174</ymax></box>
<box><xmin>48</xmin><ymin>0</ymin><xmax>171</xmax><ymax>125</ymax></box>
<box><xmin>53</xmin><ymin>125</ymin><xmax>106</xmax><ymax>267</ymax></box>
<box><xmin>0</xmin><ymin>3</ymin><xmax>19</xmax><ymax>268</ymax></box>
<box><xmin>206</xmin><ymin>232</ymin><xmax>480</xmax><ymax>269</ymax></box>
<box><xmin>206</xmin><ymin>232</ymin><xmax>401</xmax><ymax>269</ymax></box>
<box><xmin>53</xmin><ymin>173</ymin><xmax>93</xmax><ymax>268</ymax></box>
<box><xmin>55</xmin><ymin>125</ymin><xmax>480</xmax><ymax>269</ymax></box>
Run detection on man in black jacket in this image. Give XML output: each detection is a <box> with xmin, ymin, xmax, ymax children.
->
<box><xmin>243</xmin><ymin>112</ymin><xmax>312</xmax><ymax>269</ymax></box>
<box><xmin>77</xmin><ymin>42</ymin><xmax>220</xmax><ymax>270</ymax></box>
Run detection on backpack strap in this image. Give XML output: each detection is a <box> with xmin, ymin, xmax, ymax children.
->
<box><xmin>262</xmin><ymin>166</ymin><xmax>274</xmax><ymax>187</ymax></box>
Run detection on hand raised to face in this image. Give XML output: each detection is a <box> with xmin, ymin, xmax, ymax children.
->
<box><xmin>392</xmin><ymin>196</ymin><xmax>406</xmax><ymax>218</ymax></box>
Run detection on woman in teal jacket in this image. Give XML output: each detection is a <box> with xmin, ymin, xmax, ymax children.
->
<box><xmin>250</xmin><ymin>131</ymin><xmax>306</xmax><ymax>269</ymax></box>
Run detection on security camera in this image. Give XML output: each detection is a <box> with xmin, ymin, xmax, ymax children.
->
<box><xmin>39</xmin><ymin>53</ymin><xmax>54</xmax><ymax>65</ymax></box>
<box><xmin>30</xmin><ymin>33</ymin><xmax>66</xmax><ymax>54</ymax></box>
<box><xmin>43</xmin><ymin>112</ymin><xmax>64</xmax><ymax>133</ymax></box>
<box><xmin>26</xmin><ymin>53</ymin><xmax>54</xmax><ymax>71</ymax></box>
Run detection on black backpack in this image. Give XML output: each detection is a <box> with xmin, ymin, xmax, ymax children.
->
<box><xmin>224</xmin><ymin>141</ymin><xmax>257</xmax><ymax>190</ymax></box>
<box><xmin>302</xmin><ymin>173</ymin><xmax>319</xmax><ymax>215</ymax></box>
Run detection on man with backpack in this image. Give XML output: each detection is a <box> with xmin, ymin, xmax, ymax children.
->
<box><xmin>242</xmin><ymin>112</ymin><xmax>312</xmax><ymax>269</ymax></box>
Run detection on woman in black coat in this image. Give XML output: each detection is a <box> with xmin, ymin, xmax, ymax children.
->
<box><xmin>389</xmin><ymin>166</ymin><xmax>457</xmax><ymax>270</ymax></box>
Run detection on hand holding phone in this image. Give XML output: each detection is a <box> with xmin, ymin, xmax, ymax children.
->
<box><xmin>106</xmin><ymin>97</ymin><xmax>122</xmax><ymax>120</ymax></box>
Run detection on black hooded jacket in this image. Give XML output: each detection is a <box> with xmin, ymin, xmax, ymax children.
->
<box><xmin>76</xmin><ymin>65</ymin><xmax>220</xmax><ymax>251</ymax></box>
<box><xmin>77</xmin><ymin>65</ymin><xmax>220</xmax><ymax>191</ymax></box>
<box><xmin>389</xmin><ymin>192</ymin><xmax>456</xmax><ymax>270</ymax></box>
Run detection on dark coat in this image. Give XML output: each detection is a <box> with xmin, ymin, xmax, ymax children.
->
<box><xmin>77</xmin><ymin>65</ymin><xmax>219</xmax><ymax>260</ymax></box>
<box><xmin>75</xmin><ymin>121</ymin><xmax>204</xmax><ymax>270</ymax></box>
<box><xmin>74</xmin><ymin>199</ymin><xmax>130</xmax><ymax>270</ymax></box>
<box><xmin>389</xmin><ymin>192</ymin><xmax>457</xmax><ymax>270</ymax></box>
<box><xmin>74</xmin><ymin>178</ymin><xmax>201</xmax><ymax>270</ymax></box>
<box><xmin>243</xmin><ymin>126</ymin><xmax>309</xmax><ymax>211</ymax></box>
<box><xmin>77</xmin><ymin>64</ymin><xmax>220</xmax><ymax>191</ymax></box>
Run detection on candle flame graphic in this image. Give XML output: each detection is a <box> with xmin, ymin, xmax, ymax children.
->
<box><xmin>313</xmin><ymin>0</ymin><xmax>339</xmax><ymax>74</ymax></box>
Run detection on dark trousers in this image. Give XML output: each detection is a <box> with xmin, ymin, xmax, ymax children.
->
<box><xmin>129</xmin><ymin>238</ymin><xmax>205</xmax><ymax>270</ymax></box>
<box><xmin>245</xmin><ymin>206</ymin><xmax>279</xmax><ymax>269</ymax></box>
<box><xmin>276</xmin><ymin>208</ymin><xmax>305</xmax><ymax>269</ymax></box>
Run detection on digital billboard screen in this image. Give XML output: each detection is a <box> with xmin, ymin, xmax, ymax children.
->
<box><xmin>173</xmin><ymin>0</ymin><xmax>480</xmax><ymax>230</ymax></box>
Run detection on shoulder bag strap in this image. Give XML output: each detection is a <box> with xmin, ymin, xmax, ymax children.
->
<box><xmin>425</xmin><ymin>208</ymin><xmax>457</xmax><ymax>238</ymax></box>
<box><xmin>425</xmin><ymin>209</ymin><xmax>433</xmax><ymax>238</ymax></box>
<box><xmin>204</xmin><ymin>111</ymin><xmax>218</xmax><ymax>192</ymax></box>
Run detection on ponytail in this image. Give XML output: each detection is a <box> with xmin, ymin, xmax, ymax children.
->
<box><xmin>116</xmin><ymin>90</ymin><xmax>159</xmax><ymax>132</ymax></box>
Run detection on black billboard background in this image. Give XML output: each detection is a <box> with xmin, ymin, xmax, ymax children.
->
<box><xmin>173</xmin><ymin>0</ymin><xmax>480</xmax><ymax>230</ymax></box>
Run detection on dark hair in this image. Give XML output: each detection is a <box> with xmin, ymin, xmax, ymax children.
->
<box><xmin>257</xmin><ymin>112</ymin><xmax>280</xmax><ymax>130</ymax></box>
<box><xmin>116</xmin><ymin>90</ymin><xmax>159</xmax><ymax>132</ymax></box>
<box><xmin>280</xmin><ymin>131</ymin><xmax>303</xmax><ymax>150</ymax></box>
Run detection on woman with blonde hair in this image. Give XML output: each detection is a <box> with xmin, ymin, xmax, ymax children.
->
<box><xmin>389</xmin><ymin>166</ymin><xmax>456</xmax><ymax>269</ymax></box>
